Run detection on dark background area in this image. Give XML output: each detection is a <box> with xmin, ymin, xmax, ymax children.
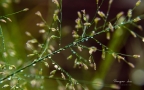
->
<box><xmin>0</xmin><ymin>0</ymin><xmax>144</xmax><ymax>90</ymax></box>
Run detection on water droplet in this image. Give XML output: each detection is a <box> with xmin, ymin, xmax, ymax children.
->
<box><xmin>33</xmin><ymin>64</ymin><xmax>36</xmax><ymax>66</ymax></box>
<box><xmin>8</xmin><ymin>77</ymin><xmax>11</xmax><ymax>80</ymax></box>
<box><xmin>20</xmin><ymin>70</ymin><xmax>23</xmax><ymax>72</ymax></box>
<box><xmin>121</xmin><ymin>22</ymin><xmax>124</xmax><ymax>24</ymax></box>
<box><xmin>0</xmin><ymin>81</ymin><xmax>3</xmax><ymax>83</ymax></box>
<box><xmin>73</xmin><ymin>42</ymin><xmax>76</xmax><ymax>45</ymax></box>
<box><xmin>54</xmin><ymin>65</ymin><xmax>58</xmax><ymax>69</ymax></box>
<box><xmin>40</xmin><ymin>86</ymin><xmax>44</xmax><ymax>89</ymax></box>
<box><xmin>76</xmin><ymin>62</ymin><xmax>80</xmax><ymax>65</ymax></box>
<box><xmin>85</xmin><ymin>38</ymin><xmax>88</xmax><ymax>41</ymax></box>
<box><xmin>76</xmin><ymin>82</ymin><xmax>79</xmax><ymax>84</ymax></box>
<box><xmin>58</xmin><ymin>67</ymin><xmax>61</xmax><ymax>70</ymax></box>
<box><xmin>24</xmin><ymin>74</ymin><xmax>27</xmax><ymax>77</ymax></box>
<box><xmin>72</xmin><ymin>51</ymin><xmax>76</xmax><ymax>54</ymax></box>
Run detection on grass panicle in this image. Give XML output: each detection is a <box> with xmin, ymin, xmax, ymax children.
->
<box><xmin>0</xmin><ymin>0</ymin><xmax>143</xmax><ymax>90</ymax></box>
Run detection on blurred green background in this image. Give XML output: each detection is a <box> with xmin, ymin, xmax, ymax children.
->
<box><xmin>0</xmin><ymin>0</ymin><xmax>144</xmax><ymax>90</ymax></box>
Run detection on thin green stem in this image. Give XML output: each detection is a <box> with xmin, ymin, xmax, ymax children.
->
<box><xmin>102</xmin><ymin>1</ymin><xmax>112</xmax><ymax>30</ymax></box>
<box><xmin>90</xmin><ymin>0</ymin><xmax>105</xmax><ymax>25</ymax></box>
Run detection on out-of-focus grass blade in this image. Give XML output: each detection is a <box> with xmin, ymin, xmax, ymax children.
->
<box><xmin>0</xmin><ymin>25</ymin><xmax>5</xmax><ymax>52</ymax></box>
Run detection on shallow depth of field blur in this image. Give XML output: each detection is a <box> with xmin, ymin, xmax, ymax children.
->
<box><xmin>0</xmin><ymin>0</ymin><xmax>144</xmax><ymax>90</ymax></box>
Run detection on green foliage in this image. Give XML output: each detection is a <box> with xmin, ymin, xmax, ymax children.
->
<box><xmin>0</xmin><ymin>0</ymin><xmax>143</xmax><ymax>90</ymax></box>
